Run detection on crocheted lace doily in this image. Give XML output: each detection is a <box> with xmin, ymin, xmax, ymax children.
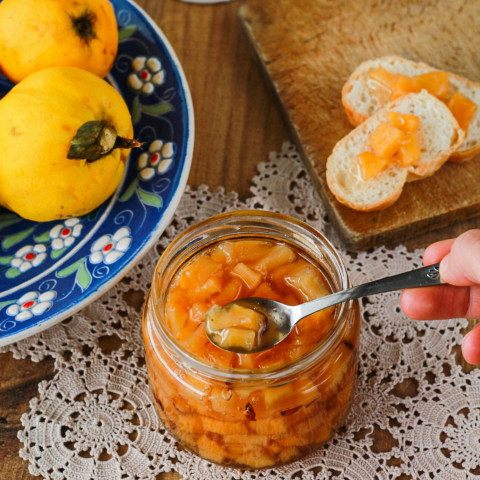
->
<box><xmin>2</xmin><ymin>143</ymin><xmax>477</xmax><ymax>480</ymax></box>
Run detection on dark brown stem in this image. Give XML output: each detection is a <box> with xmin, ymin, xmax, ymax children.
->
<box><xmin>114</xmin><ymin>137</ymin><xmax>144</xmax><ymax>149</ymax></box>
<box><xmin>68</xmin><ymin>121</ymin><xmax>142</xmax><ymax>162</ymax></box>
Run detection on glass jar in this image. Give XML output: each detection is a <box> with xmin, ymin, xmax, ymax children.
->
<box><xmin>142</xmin><ymin>211</ymin><xmax>360</xmax><ymax>468</ymax></box>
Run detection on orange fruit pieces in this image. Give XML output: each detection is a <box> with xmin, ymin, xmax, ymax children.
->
<box><xmin>196</xmin><ymin>435</ymin><xmax>227</xmax><ymax>464</ymax></box>
<box><xmin>190</xmin><ymin>276</ymin><xmax>223</xmax><ymax>302</ymax></box>
<box><xmin>231</xmin><ymin>262</ymin><xmax>262</xmax><ymax>291</ymax></box>
<box><xmin>369</xmin><ymin>67</ymin><xmax>402</xmax><ymax>91</ymax></box>
<box><xmin>282</xmin><ymin>292</ymin><xmax>300</xmax><ymax>306</ymax></box>
<box><xmin>370</xmin><ymin>121</ymin><xmax>406</xmax><ymax>158</ymax></box>
<box><xmin>206</xmin><ymin>303</ymin><xmax>266</xmax><ymax>332</ymax></box>
<box><xmin>369</xmin><ymin>67</ymin><xmax>450</xmax><ymax>101</ymax></box>
<box><xmin>206</xmin><ymin>302</ymin><xmax>268</xmax><ymax>351</ymax></box>
<box><xmin>236</xmin><ymin>352</ymin><xmax>259</xmax><ymax>369</ymax></box>
<box><xmin>413</xmin><ymin>71</ymin><xmax>449</xmax><ymax>100</ymax></box>
<box><xmin>209</xmin><ymin>386</ymin><xmax>237</xmax><ymax>413</ymax></box>
<box><xmin>284</xmin><ymin>265</ymin><xmax>332</xmax><ymax>306</ymax></box>
<box><xmin>250</xmin><ymin>244</ymin><xmax>296</xmax><ymax>276</ymax></box>
<box><xmin>252</xmin><ymin>282</ymin><xmax>283</xmax><ymax>302</ymax></box>
<box><xmin>263</xmin><ymin>383</ymin><xmax>294</xmax><ymax>409</ymax></box>
<box><xmin>447</xmin><ymin>91</ymin><xmax>477</xmax><ymax>132</ymax></box>
<box><xmin>278</xmin><ymin>446</ymin><xmax>301</xmax><ymax>463</ymax></box>
<box><xmin>357</xmin><ymin>152</ymin><xmax>388</xmax><ymax>181</ymax></box>
<box><xmin>315</xmin><ymin>341</ymin><xmax>353</xmax><ymax>401</ymax></box>
<box><xmin>165</xmin><ymin>290</ymin><xmax>189</xmax><ymax>339</ymax></box>
<box><xmin>210</xmin><ymin>277</ymin><xmax>243</xmax><ymax>306</ymax></box>
<box><xmin>269</xmin><ymin>259</ymin><xmax>309</xmax><ymax>293</ymax></box>
<box><xmin>178</xmin><ymin>255</ymin><xmax>222</xmax><ymax>290</ymax></box>
<box><xmin>387</xmin><ymin>111</ymin><xmax>420</xmax><ymax>132</ymax></box>
<box><xmin>224</xmin><ymin>442</ymin><xmax>255</xmax><ymax>456</ymax></box>
<box><xmin>204</xmin><ymin>341</ymin><xmax>236</xmax><ymax>368</ymax></box>
<box><xmin>183</xmin><ymin>323</ymin><xmax>209</xmax><ymax>354</ymax></box>
<box><xmin>210</xmin><ymin>241</ymin><xmax>237</xmax><ymax>266</ymax></box>
<box><xmin>177</xmin><ymin>319</ymin><xmax>201</xmax><ymax>343</ymax></box>
<box><xmin>395</xmin><ymin>132</ymin><xmax>422</xmax><ymax>167</ymax></box>
<box><xmin>174</xmin><ymin>413</ymin><xmax>204</xmax><ymax>434</ymax></box>
<box><xmin>295</xmin><ymin>310</ymin><xmax>334</xmax><ymax>337</ymax></box>
<box><xmin>237</xmin><ymin>450</ymin><xmax>276</xmax><ymax>468</ymax></box>
<box><xmin>249</xmin><ymin>417</ymin><xmax>287</xmax><ymax>435</ymax></box>
<box><xmin>234</xmin><ymin>240</ymin><xmax>272</xmax><ymax>263</ymax></box>
<box><xmin>189</xmin><ymin>302</ymin><xmax>209</xmax><ymax>323</ymax></box>
<box><xmin>369</xmin><ymin>67</ymin><xmax>415</xmax><ymax>100</ymax></box>
<box><xmin>203</xmin><ymin>417</ymin><xmax>249</xmax><ymax>435</ymax></box>
<box><xmin>291</xmin><ymin>377</ymin><xmax>320</xmax><ymax>406</ymax></box>
<box><xmin>212</xmin><ymin>328</ymin><xmax>257</xmax><ymax>351</ymax></box>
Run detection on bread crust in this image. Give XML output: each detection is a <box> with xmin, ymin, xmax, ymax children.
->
<box><xmin>449</xmin><ymin>144</ymin><xmax>480</xmax><ymax>163</ymax></box>
<box><xmin>342</xmin><ymin>56</ymin><xmax>480</xmax><ymax>163</ymax></box>
<box><xmin>327</xmin><ymin>92</ymin><xmax>464</xmax><ymax>211</ymax></box>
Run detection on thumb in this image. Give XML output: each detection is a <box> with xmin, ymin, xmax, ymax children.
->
<box><xmin>440</xmin><ymin>230</ymin><xmax>480</xmax><ymax>287</ymax></box>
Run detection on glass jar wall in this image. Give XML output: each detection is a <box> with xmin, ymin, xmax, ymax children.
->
<box><xmin>142</xmin><ymin>211</ymin><xmax>360</xmax><ymax>468</ymax></box>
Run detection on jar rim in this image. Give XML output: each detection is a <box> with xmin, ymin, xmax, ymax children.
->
<box><xmin>148</xmin><ymin>210</ymin><xmax>352</xmax><ymax>385</ymax></box>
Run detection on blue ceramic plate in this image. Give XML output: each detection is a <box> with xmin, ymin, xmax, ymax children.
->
<box><xmin>0</xmin><ymin>0</ymin><xmax>194</xmax><ymax>346</ymax></box>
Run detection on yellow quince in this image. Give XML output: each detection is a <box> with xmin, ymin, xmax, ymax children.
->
<box><xmin>0</xmin><ymin>66</ymin><xmax>139</xmax><ymax>222</ymax></box>
<box><xmin>0</xmin><ymin>0</ymin><xmax>118</xmax><ymax>83</ymax></box>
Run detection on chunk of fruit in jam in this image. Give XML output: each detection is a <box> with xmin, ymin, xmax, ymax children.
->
<box><xmin>370</xmin><ymin>121</ymin><xmax>406</xmax><ymax>159</ymax></box>
<box><xmin>412</xmin><ymin>71</ymin><xmax>449</xmax><ymax>100</ymax></box>
<box><xmin>207</xmin><ymin>304</ymin><xmax>267</xmax><ymax>332</ymax></box>
<box><xmin>212</xmin><ymin>327</ymin><xmax>257</xmax><ymax>351</ymax></box>
<box><xmin>231</xmin><ymin>262</ymin><xmax>262</xmax><ymax>291</ymax></box>
<box><xmin>395</xmin><ymin>132</ymin><xmax>422</xmax><ymax>167</ymax></box>
<box><xmin>178</xmin><ymin>255</ymin><xmax>222</xmax><ymax>290</ymax></box>
<box><xmin>387</xmin><ymin>111</ymin><xmax>420</xmax><ymax>132</ymax></box>
<box><xmin>165</xmin><ymin>239</ymin><xmax>334</xmax><ymax>365</ymax></box>
<box><xmin>250</xmin><ymin>244</ymin><xmax>296</xmax><ymax>276</ymax></box>
<box><xmin>211</xmin><ymin>277</ymin><xmax>243</xmax><ymax>306</ymax></box>
<box><xmin>369</xmin><ymin>68</ymin><xmax>449</xmax><ymax>101</ymax></box>
<box><xmin>357</xmin><ymin>152</ymin><xmax>387</xmax><ymax>181</ymax></box>
<box><xmin>447</xmin><ymin>92</ymin><xmax>477</xmax><ymax>132</ymax></box>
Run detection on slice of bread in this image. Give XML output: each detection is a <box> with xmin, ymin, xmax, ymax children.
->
<box><xmin>342</xmin><ymin>56</ymin><xmax>480</xmax><ymax>162</ymax></box>
<box><xmin>327</xmin><ymin>91</ymin><xmax>464</xmax><ymax>211</ymax></box>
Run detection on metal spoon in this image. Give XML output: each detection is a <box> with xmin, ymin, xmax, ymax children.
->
<box><xmin>206</xmin><ymin>263</ymin><xmax>444</xmax><ymax>354</ymax></box>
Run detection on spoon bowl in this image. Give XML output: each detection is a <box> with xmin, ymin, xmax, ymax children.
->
<box><xmin>206</xmin><ymin>262</ymin><xmax>444</xmax><ymax>353</ymax></box>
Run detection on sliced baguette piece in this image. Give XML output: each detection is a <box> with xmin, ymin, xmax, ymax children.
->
<box><xmin>327</xmin><ymin>91</ymin><xmax>464</xmax><ymax>212</ymax></box>
<box><xmin>342</xmin><ymin>56</ymin><xmax>480</xmax><ymax>162</ymax></box>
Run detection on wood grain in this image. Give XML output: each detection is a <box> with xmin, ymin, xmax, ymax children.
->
<box><xmin>239</xmin><ymin>0</ymin><xmax>480</xmax><ymax>250</ymax></box>
<box><xmin>0</xmin><ymin>1</ymin><xmax>479</xmax><ymax>479</ymax></box>
<box><xmin>135</xmin><ymin>0</ymin><xmax>289</xmax><ymax>199</ymax></box>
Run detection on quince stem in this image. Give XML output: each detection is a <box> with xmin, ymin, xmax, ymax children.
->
<box><xmin>67</xmin><ymin>120</ymin><xmax>142</xmax><ymax>162</ymax></box>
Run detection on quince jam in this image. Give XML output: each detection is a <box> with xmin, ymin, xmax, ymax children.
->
<box><xmin>369</xmin><ymin>68</ymin><xmax>477</xmax><ymax>132</ymax></box>
<box><xmin>143</xmin><ymin>215</ymin><xmax>360</xmax><ymax>469</ymax></box>
<box><xmin>357</xmin><ymin>112</ymin><xmax>422</xmax><ymax>181</ymax></box>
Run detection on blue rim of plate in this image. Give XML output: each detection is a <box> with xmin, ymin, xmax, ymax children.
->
<box><xmin>0</xmin><ymin>0</ymin><xmax>194</xmax><ymax>346</ymax></box>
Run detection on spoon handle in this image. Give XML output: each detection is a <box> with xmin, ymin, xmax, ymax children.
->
<box><xmin>292</xmin><ymin>263</ymin><xmax>444</xmax><ymax>323</ymax></box>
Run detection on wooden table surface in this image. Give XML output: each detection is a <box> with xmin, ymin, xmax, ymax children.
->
<box><xmin>0</xmin><ymin>1</ymin><xmax>478</xmax><ymax>479</ymax></box>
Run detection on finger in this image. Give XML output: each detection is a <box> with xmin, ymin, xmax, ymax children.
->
<box><xmin>400</xmin><ymin>285</ymin><xmax>480</xmax><ymax>320</ymax></box>
<box><xmin>462</xmin><ymin>324</ymin><xmax>480</xmax><ymax>365</ymax></box>
<box><xmin>423</xmin><ymin>238</ymin><xmax>455</xmax><ymax>266</ymax></box>
<box><xmin>440</xmin><ymin>230</ymin><xmax>480</xmax><ymax>286</ymax></box>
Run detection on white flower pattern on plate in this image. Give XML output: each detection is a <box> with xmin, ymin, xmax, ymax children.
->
<box><xmin>49</xmin><ymin>218</ymin><xmax>83</xmax><ymax>251</ymax></box>
<box><xmin>5</xmin><ymin>291</ymin><xmax>57</xmax><ymax>321</ymax></box>
<box><xmin>89</xmin><ymin>227</ymin><xmax>132</xmax><ymax>265</ymax></box>
<box><xmin>10</xmin><ymin>244</ymin><xmax>47</xmax><ymax>273</ymax></box>
<box><xmin>128</xmin><ymin>56</ymin><xmax>166</xmax><ymax>96</ymax></box>
<box><xmin>137</xmin><ymin>139</ymin><xmax>176</xmax><ymax>181</ymax></box>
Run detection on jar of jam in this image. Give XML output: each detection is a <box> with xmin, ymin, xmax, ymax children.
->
<box><xmin>142</xmin><ymin>211</ymin><xmax>360</xmax><ymax>468</ymax></box>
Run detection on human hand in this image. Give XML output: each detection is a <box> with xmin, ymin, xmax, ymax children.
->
<box><xmin>400</xmin><ymin>230</ymin><xmax>480</xmax><ymax>364</ymax></box>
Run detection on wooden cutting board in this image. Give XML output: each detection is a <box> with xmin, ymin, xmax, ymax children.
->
<box><xmin>239</xmin><ymin>0</ymin><xmax>480</xmax><ymax>250</ymax></box>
